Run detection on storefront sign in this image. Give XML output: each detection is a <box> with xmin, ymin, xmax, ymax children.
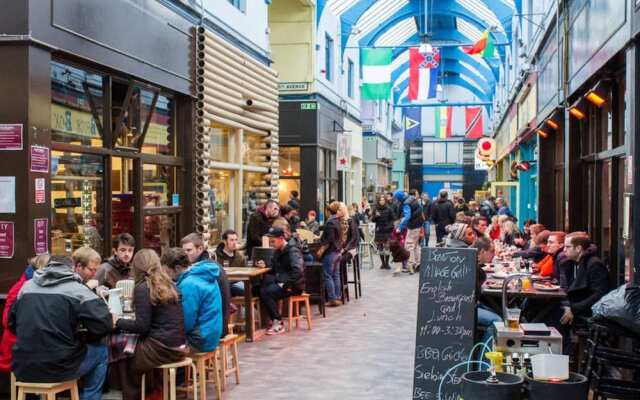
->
<box><xmin>336</xmin><ymin>133</ymin><xmax>351</xmax><ymax>172</ymax></box>
<box><xmin>300</xmin><ymin>102</ymin><xmax>317</xmax><ymax>110</ymax></box>
<box><xmin>33</xmin><ymin>218</ymin><xmax>49</xmax><ymax>255</ymax></box>
<box><xmin>278</xmin><ymin>82</ymin><xmax>309</xmax><ymax>91</ymax></box>
<box><xmin>413</xmin><ymin>247</ymin><xmax>477</xmax><ymax>400</ymax></box>
<box><xmin>35</xmin><ymin>178</ymin><xmax>45</xmax><ymax>204</ymax></box>
<box><xmin>54</xmin><ymin>198</ymin><xmax>82</xmax><ymax>208</ymax></box>
<box><xmin>30</xmin><ymin>145</ymin><xmax>50</xmax><ymax>173</ymax></box>
<box><xmin>0</xmin><ymin>176</ymin><xmax>16</xmax><ymax>213</ymax></box>
<box><xmin>0</xmin><ymin>124</ymin><xmax>23</xmax><ymax>150</ymax></box>
<box><xmin>0</xmin><ymin>222</ymin><xmax>14</xmax><ymax>258</ymax></box>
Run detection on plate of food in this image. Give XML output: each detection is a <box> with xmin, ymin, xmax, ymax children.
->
<box><xmin>482</xmin><ymin>265</ymin><xmax>495</xmax><ymax>272</ymax></box>
<box><xmin>485</xmin><ymin>280</ymin><xmax>504</xmax><ymax>289</ymax></box>
<box><xmin>530</xmin><ymin>274</ymin><xmax>548</xmax><ymax>281</ymax></box>
<box><xmin>534</xmin><ymin>282</ymin><xmax>561</xmax><ymax>291</ymax></box>
<box><xmin>491</xmin><ymin>271</ymin><xmax>511</xmax><ymax>279</ymax></box>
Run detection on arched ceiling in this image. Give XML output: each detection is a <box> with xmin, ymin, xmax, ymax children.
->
<box><xmin>318</xmin><ymin>0</ymin><xmax>516</xmax><ymax>108</ymax></box>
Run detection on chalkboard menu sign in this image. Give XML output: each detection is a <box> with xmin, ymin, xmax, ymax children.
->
<box><xmin>413</xmin><ymin>247</ymin><xmax>477</xmax><ymax>400</ymax></box>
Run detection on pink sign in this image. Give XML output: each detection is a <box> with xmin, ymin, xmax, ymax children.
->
<box><xmin>0</xmin><ymin>221</ymin><xmax>14</xmax><ymax>258</ymax></box>
<box><xmin>30</xmin><ymin>146</ymin><xmax>50</xmax><ymax>173</ymax></box>
<box><xmin>33</xmin><ymin>218</ymin><xmax>49</xmax><ymax>255</ymax></box>
<box><xmin>0</xmin><ymin>124</ymin><xmax>23</xmax><ymax>150</ymax></box>
<box><xmin>35</xmin><ymin>178</ymin><xmax>45</xmax><ymax>204</ymax></box>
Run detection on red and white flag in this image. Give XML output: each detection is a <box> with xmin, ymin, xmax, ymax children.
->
<box><xmin>408</xmin><ymin>46</ymin><xmax>440</xmax><ymax>101</ymax></box>
<box><xmin>465</xmin><ymin>106</ymin><xmax>484</xmax><ymax>139</ymax></box>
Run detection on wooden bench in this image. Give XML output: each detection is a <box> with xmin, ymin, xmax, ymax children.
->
<box><xmin>11</xmin><ymin>373</ymin><xmax>79</xmax><ymax>400</ymax></box>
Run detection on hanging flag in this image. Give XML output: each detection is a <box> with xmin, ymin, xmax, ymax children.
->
<box><xmin>464</xmin><ymin>30</ymin><xmax>495</xmax><ymax>58</ymax></box>
<box><xmin>404</xmin><ymin>107</ymin><xmax>421</xmax><ymax>141</ymax></box>
<box><xmin>465</xmin><ymin>107</ymin><xmax>484</xmax><ymax>138</ymax></box>
<box><xmin>434</xmin><ymin>106</ymin><xmax>453</xmax><ymax>139</ymax></box>
<box><xmin>408</xmin><ymin>46</ymin><xmax>440</xmax><ymax>101</ymax></box>
<box><xmin>361</xmin><ymin>48</ymin><xmax>393</xmax><ymax>100</ymax></box>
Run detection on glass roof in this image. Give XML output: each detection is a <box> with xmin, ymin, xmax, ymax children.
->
<box><xmin>456</xmin><ymin>18</ymin><xmax>483</xmax><ymax>41</ymax></box>
<box><xmin>457</xmin><ymin>0</ymin><xmax>504</xmax><ymax>33</ymax></box>
<box><xmin>353</xmin><ymin>0</ymin><xmax>409</xmax><ymax>40</ymax></box>
<box><xmin>375</xmin><ymin>17</ymin><xmax>417</xmax><ymax>46</ymax></box>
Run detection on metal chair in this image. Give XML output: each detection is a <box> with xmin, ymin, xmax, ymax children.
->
<box><xmin>358</xmin><ymin>223</ymin><xmax>377</xmax><ymax>269</ymax></box>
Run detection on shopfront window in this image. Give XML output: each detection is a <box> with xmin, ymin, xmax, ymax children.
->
<box><xmin>211</xmin><ymin>126</ymin><xmax>232</xmax><ymax>162</ymax></box>
<box><xmin>141</xmin><ymin>93</ymin><xmax>175</xmax><ymax>156</ymax></box>
<box><xmin>111</xmin><ymin>157</ymin><xmax>135</xmax><ymax>238</ymax></box>
<box><xmin>143</xmin><ymin>164</ymin><xmax>176</xmax><ymax>206</ymax></box>
<box><xmin>209</xmin><ymin>170</ymin><xmax>234</xmax><ymax>244</ymax></box>
<box><xmin>51</xmin><ymin>62</ymin><xmax>105</xmax><ymax>147</ymax></box>
<box><xmin>51</xmin><ymin>151</ymin><xmax>104</xmax><ymax>256</ymax></box>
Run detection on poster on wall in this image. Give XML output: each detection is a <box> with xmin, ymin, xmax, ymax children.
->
<box><xmin>34</xmin><ymin>218</ymin><xmax>49</xmax><ymax>255</ymax></box>
<box><xmin>30</xmin><ymin>145</ymin><xmax>50</xmax><ymax>173</ymax></box>
<box><xmin>35</xmin><ymin>178</ymin><xmax>46</xmax><ymax>204</ymax></box>
<box><xmin>0</xmin><ymin>176</ymin><xmax>16</xmax><ymax>213</ymax></box>
<box><xmin>0</xmin><ymin>222</ymin><xmax>14</xmax><ymax>258</ymax></box>
<box><xmin>0</xmin><ymin>124</ymin><xmax>23</xmax><ymax>150</ymax></box>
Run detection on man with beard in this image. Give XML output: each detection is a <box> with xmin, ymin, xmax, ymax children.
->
<box><xmin>246</xmin><ymin>199</ymin><xmax>280</xmax><ymax>258</ymax></box>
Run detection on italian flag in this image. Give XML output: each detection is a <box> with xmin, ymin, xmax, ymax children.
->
<box><xmin>435</xmin><ymin>106</ymin><xmax>453</xmax><ymax>139</ymax></box>
<box><xmin>464</xmin><ymin>30</ymin><xmax>495</xmax><ymax>58</ymax></box>
<box><xmin>361</xmin><ymin>48</ymin><xmax>392</xmax><ymax>100</ymax></box>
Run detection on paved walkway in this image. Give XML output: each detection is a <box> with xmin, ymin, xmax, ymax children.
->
<box><xmin>223</xmin><ymin>259</ymin><xmax>420</xmax><ymax>400</ymax></box>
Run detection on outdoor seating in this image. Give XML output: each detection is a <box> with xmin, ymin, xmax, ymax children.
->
<box><xmin>11</xmin><ymin>374</ymin><xmax>79</xmax><ymax>400</ymax></box>
<box><xmin>183</xmin><ymin>351</ymin><xmax>222</xmax><ymax>400</ymax></box>
<box><xmin>285</xmin><ymin>293</ymin><xmax>313</xmax><ymax>331</ymax></box>
<box><xmin>303</xmin><ymin>261</ymin><xmax>327</xmax><ymax>317</ymax></box>
<box><xmin>141</xmin><ymin>357</ymin><xmax>197</xmax><ymax>400</ymax></box>
<box><xmin>231</xmin><ymin>296</ymin><xmax>262</xmax><ymax>334</ymax></box>
<box><xmin>219</xmin><ymin>334</ymin><xmax>241</xmax><ymax>391</ymax></box>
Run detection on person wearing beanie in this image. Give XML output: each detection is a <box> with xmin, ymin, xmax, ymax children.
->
<box><xmin>444</xmin><ymin>223</ymin><xmax>476</xmax><ymax>248</ymax></box>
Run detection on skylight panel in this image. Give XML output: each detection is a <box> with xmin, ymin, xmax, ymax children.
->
<box><xmin>457</xmin><ymin>0</ymin><xmax>503</xmax><ymax>32</ymax></box>
<box><xmin>327</xmin><ymin>0</ymin><xmax>359</xmax><ymax>17</ymax></box>
<box><xmin>457</xmin><ymin>18</ymin><xmax>483</xmax><ymax>42</ymax></box>
<box><xmin>375</xmin><ymin>18</ymin><xmax>417</xmax><ymax>47</ymax></box>
<box><xmin>354</xmin><ymin>0</ymin><xmax>409</xmax><ymax>39</ymax></box>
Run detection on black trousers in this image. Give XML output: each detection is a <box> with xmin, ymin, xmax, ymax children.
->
<box><xmin>259</xmin><ymin>282</ymin><xmax>288</xmax><ymax>320</ymax></box>
<box><xmin>435</xmin><ymin>225</ymin><xmax>447</xmax><ymax>243</ymax></box>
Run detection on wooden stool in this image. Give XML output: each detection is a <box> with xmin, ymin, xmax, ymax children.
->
<box><xmin>231</xmin><ymin>296</ymin><xmax>262</xmax><ymax>333</ymax></box>
<box><xmin>141</xmin><ymin>357</ymin><xmax>197</xmax><ymax>400</ymax></box>
<box><xmin>219</xmin><ymin>334</ymin><xmax>240</xmax><ymax>391</ymax></box>
<box><xmin>183</xmin><ymin>352</ymin><xmax>222</xmax><ymax>400</ymax></box>
<box><xmin>11</xmin><ymin>373</ymin><xmax>79</xmax><ymax>400</ymax></box>
<box><xmin>287</xmin><ymin>293</ymin><xmax>313</xmax><ymax>331</ymax></box>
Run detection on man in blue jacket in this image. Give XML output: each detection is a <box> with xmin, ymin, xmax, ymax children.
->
<box><xmin>163</xmin><ymin>244</ymin><xmax>223</xmax><ymax>352</ymax></box>
<box><xmin>394</xmin><ymin>189</ymin><xmax>424</xmax><ymax>275</ymax></box>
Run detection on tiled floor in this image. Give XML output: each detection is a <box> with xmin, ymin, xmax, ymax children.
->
<box><xmin>222</xmin><ymin>257</ymin><xmax>420</xmax><ymax>400</ymax></box>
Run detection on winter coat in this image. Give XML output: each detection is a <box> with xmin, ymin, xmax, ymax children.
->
<box><xmin>0</xmin><ymin>266</ymin><xmax>33</xmax><ymax>373</ymax></box>
<box><xmin>514</xmin><ymin>245</ymin><xmax>547</xmax><ymax>263</ymax></box>
<box><xmin>567</xmin><ymin>246</ymin><xmax>610</xmax><ymax>317</ymax></box>
<box><xmin>198</xmin><ymin>251</ymin><xmax>231</xmax><ymax>337</ymax></box>
<box><xmin>215</xmin><ymin>243</ymin><xmax>246</xmax><ymax>269</ymax></box>
<box><xmin>372</xmin><ymin>205</ymin><xmax>394</xmax><ymax>242</ymax></box>
<box><xmin>304</xmin><ymin>219</ymin><xmax>321</xmax><ymax>235</ymax></box>
<box><xmin>246</xmin><ymin>207</ymin><xmax>273</xmax><ymax>258</ymax></box>
<box><xmin>96</xmin><ymin>256</ymin><xmax>131</xmax><ymax>289</ymax></box>
<box><xmin>176</xmin><ymin>259</ymin><xmax>223</xmax><ymax>352</ymax></box>
<box><xmin>399</xmin><ymin>196</ymin><xmax>425</xmax><ymax>231</ymax></box>
<box><xmin>444</xmin><ymin>238</ymin><xmax>470</xmax><ymax>248</ymax></box>
<box><xmin>344</xmin><ymin>217</ymin><xmax>361</xmax><ymax>252</ymax></box>
<box><xmin>264</xmin><ymin>239</ymin><xmax>305</xmax><ymax>293</ymax></box>
<box><xmin>498</xmin><ymin>206</ymin><xmax>514</xmax><ymax>218</ymax></box>
<box><xmin>9</xmin><ymin>260</ymin><xmax>112</xmax><ymax>382</ymax></box>
<box><xmin>422</xmin><ymin>199</ymin><xmax>433</xmax><ymax>221</ymax></box>
<box><xmin>319</xmin><ymin>216</ymin><xmax>343</xmax><ymax>254</ymax></box>
<box><xmin>431</xmin><ymin>199</ymin><xmax>456</xmax><ymax>228</ymax></box>
<box><xmin>116</xmin><ymin>280</ymin><xmax>186</xmax><ymax>349</ymax></box>
<box><xmin>489</xmin><ymin>226</ymin><xmax>501</xmax><ymax>240</ymax></box>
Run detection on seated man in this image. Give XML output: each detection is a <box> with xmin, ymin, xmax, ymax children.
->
<box><xmin>162</xmin><ymin>247</ymin><xmax>223</xmax><ymax>352</ymax></box>
<box><xmin>256</xmin><ymin>227</ymin><xmax>305</xmax><ymax>335</ymax></box>
<box><xmin>71</xmin><ymin>247</ymin><xmax>103</xmax><ymax>290</ymax></box>
<box><xmin>215</xmin><ymin>229</ymin><xmax>247</xmax><ymax>297</ymax></box>
<box><xmin>96</xmin><ymin>233</ymin><xmax>135</xmax><ymax>289</ymax></box>
<box><xmin>471</xmin><ymin>216</ymin><xmax>489</xmax><ymax>239</ymax></box>
<box><xmin>9</xmin><ymin>257</ymin><xmax>112</xmax><ymax>400</ymax></box>
<box><xmin>471</xmin><ymin>237</ymin><xmax>502</xmax><ymax>344</ymax></box>
<box><xmin>182</xmin><ymin>233</ymin><xmax>231</xmax><ymax>338</ymax></box>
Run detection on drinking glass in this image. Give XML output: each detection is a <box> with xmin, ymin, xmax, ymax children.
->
<box><xmin>506</xmin><ymin>308</ymin><xmax>521</xmax><ymax>329</ymax></box>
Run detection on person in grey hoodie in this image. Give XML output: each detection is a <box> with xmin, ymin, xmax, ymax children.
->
<box><xmin>444</xmin><ymin>223</ymin><xmax>476</xmax><ymax>248</ymax></box>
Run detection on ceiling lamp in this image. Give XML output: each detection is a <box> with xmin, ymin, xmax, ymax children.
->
<box><xmin>569</xmin><ymin>98</ymin><xmax>586</xmax><ymax>120</ymax></box>
<box><xmin>584</xmin><ymin>79</ymin><xmax>610</xmax><ymax>107</ymax></box>
<box><xmin>544</xmin><ymin>109</ymin><xmax>561</xmax><ymax>130</ymax></box>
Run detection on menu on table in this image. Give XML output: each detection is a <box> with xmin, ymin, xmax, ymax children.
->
<box><xmin>413</xmin><ymin>247</ymin><xmax>477</xmax><ymax>400</ymax></box>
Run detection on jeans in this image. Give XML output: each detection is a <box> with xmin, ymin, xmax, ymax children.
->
<box><xmin>423</xmin><ymin>220</ymin><xmax>431</xmax><ymax>247</ymax></box>
<box><xmin>322</xmin><ymin>251</ymin><xmax>341</xmax><ymax>301</ymax></box>
<box><xmin>477</xmin><ymin>305</ymin><xmax>502</xmax><ymax>345</ymax></box>
<box><xmin>74</xmin><ymin>344</ymin><xmax>108</xmax><ymax>400</ymax></box>
<box><xmin>259</xmin><ymin>282</ymin><xmax>288</xmax><ymax>320</ymax></box>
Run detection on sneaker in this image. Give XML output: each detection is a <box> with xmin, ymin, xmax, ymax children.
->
<box><xmin>266</xmin><ymin>320</ymin><xmax>285</xmax><ymax>335</ymax></box>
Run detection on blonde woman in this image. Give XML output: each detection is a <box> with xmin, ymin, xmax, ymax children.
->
<box><xmin>0</xmin><ymin>254</ymin><xmax>51</xmax><ymax>374</ymax></box>
<box><xmin>112</xmin><ymin>249</ymin><xmax>188</xmax><ymax>400</ymax></box>
<box><xmin>501</xmin><ymin>221</ymin><xmax>524</xmax><ymax>247</ymax></box>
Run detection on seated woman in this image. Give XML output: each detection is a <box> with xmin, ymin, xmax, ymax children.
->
<box><xmin>513</xmin><ymin>230</ymin><xmax>550</xmax><ymax>263</ymax></box>
<box><xmin>471</xmin><ymin>237</ymin><xmax>502</xmax><ymax>345</ymax></box>
<box><xmin>112</xmin><ymin>249</ymin><xmax>188</xmax><ymax>400</ymax></box>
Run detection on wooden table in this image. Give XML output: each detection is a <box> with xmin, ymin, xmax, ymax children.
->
<box><xmin>481</xmin><ymin>282</ymin><xmax>567</xmax><ymax>322</ymax></box>
<box><xmin>224</xmin><ymin>267</ymin><xmax>270</xmax><ymax>342</ymax></box>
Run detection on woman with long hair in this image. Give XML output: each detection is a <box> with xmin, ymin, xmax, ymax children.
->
<box><xmin>318</xmin><ymin>202</ymin><xmax>344</xmax><ymax>307</ymax></box>
<box><xmin>371</xmin><ymin>194</ymin><xmax>394</xmax><ymax>269</ymax></box>
<box><xmin>112</xmin><ymin>249</ymin><xmax>188</xmax><ymax>400</ymax></box>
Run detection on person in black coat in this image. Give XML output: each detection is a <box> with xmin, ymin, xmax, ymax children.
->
<box><xmin>246</xmin><ymin>200</ymin><xmax>280</xmax><ymax>258</ymax></box>
<box><xmin>430</xmin><ymin>190</ymin><xmax>456</xmax><ymax>243</ymax></box>
<box><xmin>371</xmin><ymin>195</ymin><xmax>394</xmax><ymax>269</ymax></box>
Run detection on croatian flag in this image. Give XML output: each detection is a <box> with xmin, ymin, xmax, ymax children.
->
<box><xmin>408</xmin><ymin>46</ymin><xmax>440</xmax><ymax>101</ymax></box>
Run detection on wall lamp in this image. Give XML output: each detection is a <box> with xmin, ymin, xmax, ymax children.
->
<box><xmin>544</xmin><ymin>110</ymin><xmax>561</xmax><ymax>130</ymax></box>
<box><xmin>536</xmin><ymin>128</ymin><xmax>549</xmax><ymax>139</ymax></box>
<box><xmin>569</xmin><ymin>98</ymin><xmax>587</xmax><ymax>120</ymax></box>
<box><xmin>584</xmin><ymin>79</ymin><xmax>611</xmax><ymax>107</ymax></box>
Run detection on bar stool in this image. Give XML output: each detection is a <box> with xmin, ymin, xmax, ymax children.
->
<box><xmin>346</xmin><ymin>254</ymin><xmax>362</xmax><ymax>299</ymax></box>
<box><xmin>231</xmin><ymin>296</ymin><xmax>262</xmax><ymax>333</ymax></box>
<box><xmin>286</xmin><ymin>293</ymin><xmax>313</xmax><ymax>331</ymax></box>
<box><xmin>141</xmin><ymin>357</ymin><xmax>197</xmax><ymax>400</ymax></box>
<box><xmin>11</xmin><ymin>374</ymin><xmax>79</xmax><ymax>400</ymax></box>
<box><xmin>183</xmin><ymin>352</ymin><xmax>222</xmax><ymax>400</ymax></box>
<box><xmin>219</xmin><ymin>334</ymin><xmax>240</xmax><ymax>391</ymax></box>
